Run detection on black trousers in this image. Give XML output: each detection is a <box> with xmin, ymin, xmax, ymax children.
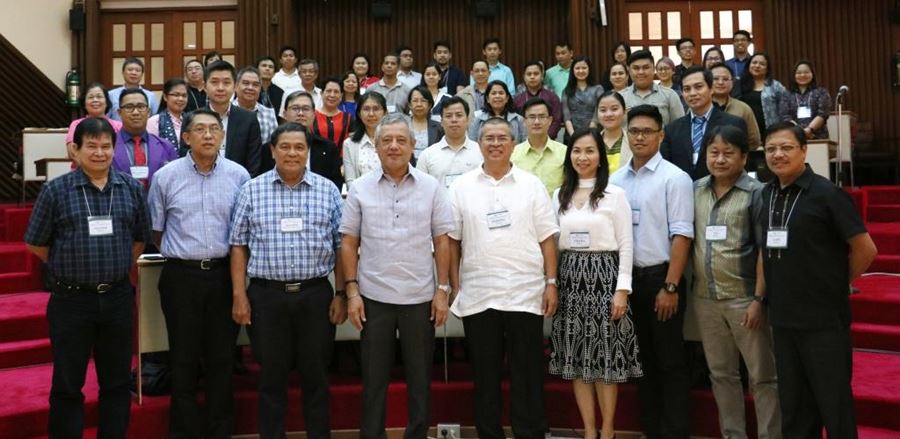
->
<box><xmin>631</xmin><ymin>266</ymin><xmax>689</xmax><ymax>439</ymax></box>
<box><xmin>248</xmin><ymin>279</ymin><xmax>335</xmax><ymax>439</ymax></box>
<box><xmin>158</xmin><ymin>261</ymin><xmax>236</xmax><ymax>439</ymax></box>
<box><xmin>46</xmin><ymin>281</ymin><xmax>133</xmax><ymax>439</ymax></box>
<box><xmin>462</xmin><ymin>309</ymin><xmax>546</xmax><ymax>439</ymax></box>
<box><xmin>360</xmin><ymin>297</ymin><xmax>434</xmax><ymax>439</ymax></box>
<box><xmin>772</xmin><ymin>325</ymin><xmax>857</xmax><ymax>438</ymax></box>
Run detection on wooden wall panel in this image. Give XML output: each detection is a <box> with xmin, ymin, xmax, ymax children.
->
<box><xmin>0</xmin><ymin>34</ymin><xmax>70</xmax><ymax>201</ymax></box>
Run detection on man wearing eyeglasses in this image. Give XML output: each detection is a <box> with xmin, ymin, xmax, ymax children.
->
<box><xmin>511</xmin><ymin>97</ymin><xmax>566</xmax><ymax>194</ymax></box>
<box><xmin>148</xmin><ymin>109</ymin><xmax>250</xmax><ymax>438</ymax></box>
<box><xmin>610</xmin><ymin>104</ymin><xmax>694</xmax><ymax>439</ymax></box>
<box><xmin>200</xmin><ymin>60</ymin><xmax>263</xmax><ymax>177</ymax></box>
<box><xmin>113</xmin><ymin>88</ymin><xmax>178</xmax><ymax>189</ymax></box>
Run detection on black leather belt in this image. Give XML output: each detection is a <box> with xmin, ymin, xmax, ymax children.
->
<box><xmin>632</xmin><ymin>262</ymin><xmax>669</xmax><ymax>278</ymax></box>
<box><xmin>54</xmin><ymin>278</ymin><xmax>128</xmax><ymax>294</ymax></box>
<box><xmin>166</xmin><ymin>257</ymin><xmax>229</xmax><ymax>271</ymax></box>
<box><xmin>251</xmin><ymin>277</ymin><xmax>328</xmax><ymax>293</ymax></box>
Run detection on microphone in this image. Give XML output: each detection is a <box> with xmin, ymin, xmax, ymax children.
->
<box><xmin>838</xmin><ymin>85</ymin><xmax>849</xmax><ymax>96</ymax></box>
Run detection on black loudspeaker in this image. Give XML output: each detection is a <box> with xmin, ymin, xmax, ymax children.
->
<box><xmin>371</xmin><ymin>1</ymin><xmax>392</xmax><ymax>19</ymax></box>
<box><xmin>474</xmin><ymin>0</ymin><xmax>499</xmax><ymax>18</ymax></box>
<box><xmin>69</xmin><ymin>8</ymin><xmax>85</xmax><ymax>32</ymax></box>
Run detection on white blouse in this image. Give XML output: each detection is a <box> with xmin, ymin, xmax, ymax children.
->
<box><xmin>342</xmin><ymin>134</ymin><xmax>382</xmax><ymax>185</ymax></box>
<box><xmin>553</xmin><ymin>180</ymin><xmax>634</xmax><ymax>292</ymax></box>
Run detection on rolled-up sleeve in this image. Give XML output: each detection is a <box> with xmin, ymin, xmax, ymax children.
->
<box><xmin>667</xmin><ymin>171</ymin><xmax>695</xmax><ymax>239</ymax></box>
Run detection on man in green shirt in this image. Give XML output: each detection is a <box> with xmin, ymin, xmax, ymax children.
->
<box><xmin>544</xmin><ymin>42</ymin><xmax>573</xmax><ymax>98</ymax></box>
<box><xmin>511</xmin><ymin>97</ymin><xmax>567</xmax><ymax>194</ymax></box>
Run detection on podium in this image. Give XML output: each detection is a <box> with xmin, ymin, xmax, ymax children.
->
<box><xmin>807</xmin><ymin>139</ymin><xmax>837</xmax><ymax>179</ymax></box>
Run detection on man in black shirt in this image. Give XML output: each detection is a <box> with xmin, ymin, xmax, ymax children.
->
<box><xmin>758</xmin><ymin>122</ymin><xmax>877</xmax><ymax>438</ymax></box>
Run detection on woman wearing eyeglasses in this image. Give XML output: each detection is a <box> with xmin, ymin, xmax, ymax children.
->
<box><xmin>148</xmin><ymin>79</ymin><xmax>189</xmax><ymax>150</ymax></box>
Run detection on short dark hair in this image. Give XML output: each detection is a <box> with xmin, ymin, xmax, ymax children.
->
<box><xmin>627</xmin><ymin>49</ymin><xmax>654</xmax><ymax>66</ymax></box>
<box><xmin>482</xmin><ymin>37</ymin><xmax>501</xmax><ymax>50</ymax></box>
<box><xmin>236</xmin><ymin>66</ymin><xmax>261</xmax><ymax>82</ymax></box>
<box><xmin>627</xmin><ymin>104</ymin><xmax>663</xmax><ymax>130</ymax></box>
<box><xmin>408</xmin><ymin>86</ymin><xmax>434</xmax><ymax>110</ymax></box>
<box><xmin>79</xmin><ymin>82</ymin><xmax>111</xmax><ymax>115</ymax></box>
<box><xmin>270</xmin><ymin>122</ymin><xmax>309</xmax><ymax>146</ymax></box>
<box><xmin>279</xmin><ymin>46</ymin><xmax>297</xmax><ymax>58</ymax></box>
<box><xmin>396</xmin><ymin>45</ymin><xmax>412</xmax><ymax>54</ymax></box>
<box><xmin>705</xmin><ymin>125</ymin><xmax>750</xmax><ymax>155</ymax></box>
<box><xmin>479</xmin><ymin>117</ymin><xmax>513</xmax><ymax>140</ymax></box>
<box><xmin>205</xmin><ymin>60</ymin><xmax>236</xmax><ymax>81</ymax></box>
<box><xmin>119</xmin><ymin>87</ymin><xmax>148</xmax><ymax>106</ymax></box>
<box><xmin>256</xmin><ymin>56</ymin><xmax>277</xmax><ymax>67</ymax></box>
<box><xmin>766</xmin><ymin>121</ymin><xmax>807</xmax><ymax>147</ymax></box>
<box><xmin>121</xmin><ymin>57</ymin><xmax>144</xmax><ymax>72</ymax></box>
<box><xmin>382</xmin><ymin>52</ymin><xmax>399</xmax><ymax>63</ymax></box>
<box><xmin>183</xmin><ymin>108</ymin><xmax>222</xmax><ymax>132</ymax></box>
<box><xmin>440</xmin><ymin>96</ymin><xmax>470</xmax><ymax>117</ymax></box>
<box><xmin>483</xmin><ymin>80</ymin><xmax>515</xmax><ymax>116</ymax></box>
<box><xmin>203</xmin><ymin>51</ymin><xmax>222</xmax><ymax>66</ymax></box>
<box><xmin>433</xmin><ymin>40</ymin><xmax>451</xmax><ymax>52</ymax></box>
<box><xmin>709</xmin><ymin>62</ymin><xmax>734</xmax><ymax>78</ymax></box>
<box><xmin>522</xmin><ymin>97</ymin><xmax>552</xmax><ymax>115</ymax></box>
<box><xmin>733</xmin><ymin>30</ymin><xmax>752</xmax><ymax>40</ymax></box>
<box><xmin>299</xmin><ymin>58</ymin><xmax>319</xmax><ymax>71</ymax></box>
<box><xmin>555</xmin><ymin>41</ymin><xmax>572</xmax><ymax>50</ymax></box>
<box><xmin>159</xmin><ymin>78</ymin><xmax>188</xmax><ymax>112</ymax></box>
<box><xmin>284</xmin><ymin>90</ymin><xmax>314</xmax><ymax>108</ymax></box>
<box><xmin>611</xmin><ymin>41</ymin><xmax>632</xmax><ymax>60</ymax></box>
<box><xmin>681</xmin><ymin>66</ymin><xmax>712</xmax><ymax>87</ymax></box>
<box><xmin>675</xmin><ymin>37</ymin><xmax>695</xmax><ymax>51</ymax></box>
<box><xmin>73</xmin><ymin>117</ymin><xmax>116</xmax><ymax>149</ymax></box>
<box><xmin>522</xmin><ymin>60</ymin><xmax>544</xmax><ymax>73</ymax></box>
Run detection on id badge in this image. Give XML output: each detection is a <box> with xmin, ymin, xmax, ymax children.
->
<box><xmin>486</xmin><ymin>209</ymin><xmax>512</xmax><ymax>229</ymax></box>
<box><xmin>387</xmin><ymin>105</ymin><xmax>398</xmax><ymax>113</ymax></box>
<box><xmin>130</xmin><ymin>166</ymin><xmax>149</xmax><ymax>180</ymax></box>
<box><xmin>767</xmin><ymin>227</ymin><xmax>789</xmax><ymax>249</ymax></box>
<box><xmin>568</xmin><ymin>232</ymin><xmax>590</xmax><ymax>249</ymax></box>
<box><xmin>280</xmin><ymin>217</ymin><xmax>303</xmax><ymax>233</ymax></box>
<box><xmin>631</xmin><ymin>209</ymin><xmax>641</xmax><ymax>225</ymax></box>
<box><xmin>705</xmin><ymin>225</ymin><xmax>727</xmax><ymax>241</ymax></box>
<box><xmin>797</xmin><ymin>106</ymin><xmax>812</xmax><ymax>119</ymax></box>
<box><xmin>87</xmin><ymin>215</ymin><xmax>114</xmax><ymax>237</ymax></box>
<box><xmin>444</xmin><ymin>173</ymin><xmax>461</xmax><ymax>188</ymax></box>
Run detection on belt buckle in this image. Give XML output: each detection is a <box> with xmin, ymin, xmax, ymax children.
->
<box><xmin>96</xmin><ymin>283</ymin><xmax>112</xmax><ymax>294</ymax></box>
<box><xmin>285</xmin><ymin>282</ymin><xmax>302</xmax><ymax>293</ymax></box>
<box><xmin>200</xmin><ymin>259</ymin><xmax>212</xmax><ymax>270</ymax></box>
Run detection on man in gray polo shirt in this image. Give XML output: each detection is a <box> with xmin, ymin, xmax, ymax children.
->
<box><xmin>340</xmin><ymin>113</ymin><xmax>455</xmax><ymax>439</ymax></box>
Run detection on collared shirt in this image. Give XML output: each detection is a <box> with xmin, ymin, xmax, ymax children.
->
<box><xmin>692</xmin><ymin>173</ymin><xmax>763</xmax><ymax>300</ymax></box>
<box><xmin>24</xmin><ymin>169</ymin><xmax>150</xmax><ymax>283</ymax></box>
<box><xmin>398</xmin><ymin>70</ymin><xmax>423</xmax><ymax>90</ymax></box>
<box><xmin>342</xmin><ymin>134</ymin><xmax>381</xmax><ymax>185</ymax></box>
<box><xmin>621</xmin><ymin>83</ymin><xmax>686</xmax><ymax>127</ymax></box>
<box><xmin>229</xmin><ymin>168</ymin><xmax>343</xmax><ymax>281</ymax></box>
<box><xmin>513</xmin><ymin>88</ymin><xmax>564</xmax><ymax>138</ymax></box>
<box><xmin>149</xmin><ymin>153</ymin><xmax>250</xmax><ymax>260</ymax></box>
<box><xmin>718</xmin><ymin>97</ymin><xmax>762</xmax><ymax>150</ymax></box>
<box><xmin>366</xmin><ymin>79</ymin><xmax>412</xmax><ymax>113</ymax></box>
<box><xmin>725</xmin><ymin>56</ymin><xmax>750</xmax><ymax>82</ymax></box>
<box><xmin>448</xmin><ymin>165</ymin><xmax>559</xmax><ymax>317</ymax></box>
<box><xmin>473</xmin><ymin>61</ymin><xmax>515</xmax><ymax>93</ymax></box>
<box><xmin>758</xmin><ymin>166</ymin><xmax>867</xmax><ymax>329</ymax></box>
<box><xmin>107</xmin><ymin>86</ymin><xmax>159</xmax><ymax>121</ymax></box>
<box><xmin>271</xmin><ymin>69</ymin><xmax>301</xmax><ymax>94</ymax></box>
<box><xmin>544</xmin><ymin>63</ymin><xmax>571</xmax><ymax>97</ymax></box>
<box><xmin>232</xmin><ymin>97</ymin><xmax>278</xmax><ymax>145</ymax></box>
<box><xmin>339</xmin><ymin>165</ymin><xmax>455</xmax><ymax>305</ymax></box>
<box><xmin>610</xmin><ymin>152</ymin><xmax>694</xmax><ymax>267</ymax></box>
<box><xmin>511</xmin><ymin>137</ymin><xmax>567</xmax><ymax>195</ymax></box>
<box><xmin>561</xmin><ymin>84</ymin><xmax>605</xmax><ymax>133</ymax></box>
<box><xmin>416</xmin><ymin>136</ymin><xmax>483</xmax><ymax>188</ymax></box>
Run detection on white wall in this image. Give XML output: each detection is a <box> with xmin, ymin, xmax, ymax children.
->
<box><xmin>0</xmin><ymin>0</ymin><xmax>72</xmax><ymax>91</ymax></box>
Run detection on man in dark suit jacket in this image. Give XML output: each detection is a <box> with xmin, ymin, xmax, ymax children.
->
<box><xmin>661</xmin><ymin>66</ymin><xmax>747</xmax><ymax>180</ymax></box>
<box><xmin>257</xmin><ymin>56</ymin><xmax>284</xmax><ymax>113</ymax></box>
<box><xmin>181</xmin><ymin>61</ymin><xmax>262</xmax><ymax>177</ymax></box>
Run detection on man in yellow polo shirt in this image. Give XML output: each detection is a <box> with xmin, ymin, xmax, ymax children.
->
<box><xmin>511</xmin><ymin>97</ymin><xmax>567</xmax><ymax>195</ymax></box>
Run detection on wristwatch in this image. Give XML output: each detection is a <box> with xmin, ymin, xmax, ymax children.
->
<box><xmin>437</xmin><ymin>284</ymin><xmax>451</xmax><ymax>294</ymax></box>
<box><xmin>335</xmin><ymin>289</ymin><xmax>347</xmax><ymax>299</ymax></box>
<box><xmin>663</xmin><ymin>282</ymin><xmax>678</xmax><ymax>294</ymax></box>
<box><xmin>546</xmin><ymin>277</ymin><xmax>558</xmax><ymax>286</ymax></box>
<box><xmin>752</xmin><ymin>295</ymin><xmax>767</xmax><ymax>305</ymax></box>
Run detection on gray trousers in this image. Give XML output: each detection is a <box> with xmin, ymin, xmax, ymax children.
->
<box><xmin>692</xmin><ymin>296</ymin><xmax>782</xmax><ymax>439</ymax></box>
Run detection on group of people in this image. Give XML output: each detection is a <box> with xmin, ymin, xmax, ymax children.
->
<box><xmin>30</xmin><ymin>28</ymin><xmax>877</xmax><ymax>439</ymax></box>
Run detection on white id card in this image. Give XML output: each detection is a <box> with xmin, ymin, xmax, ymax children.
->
<box><xmin>705</xmin><ymin>225</ymin><xmax>727</xmax><ymax>241</ymax></box>
<box><xmin>632</xmin><ymin>209</ymin><xmax>641</xmax><ymax>225</ymax></box>
<box><xmin>280</xmin><ymin>217</ymin><xmax>303</xmax><ymax>233</ymax></box>
<box><xmin>486</xmin><ymin>209</ymin><xmax>512</xmax><ymax>229</ymax></box>
<box><xmin>130</xmin><ymin>166</ymin><xmax>149</xmax><ymax>180</ymax></box>
<box><xmin>387</xmin><ymin>105</ymin><xmax>398</xmax><ymax>113</ymax></box>
<box><xmin>568</xmin><ymin>232</ymin><xmax>590</xmax><ymax>248</ymax></box>
<box><xmin>87</xmin><ymin>215</ymin><xmax>114</xmax><ymax>236</ymax></box>
<box><xmin>444</xmin><ymin>173</ymin><xmax>461</xmax><ymax>188</ymax></box>
<box><xmin>767</xmin><ymin>228</ymin><xmax>789</xmax><ymax>249</ymax></box>
<box><xmin>797</xmin><ymin>106</ymin><xmax>812</xmax><ymax>119</ymax></box>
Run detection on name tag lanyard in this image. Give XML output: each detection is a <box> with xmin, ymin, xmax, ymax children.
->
<box><xmin>82</xmin><ymin>184</ymin><xmax>115</xmax><ymax>237</ymax></box>
<box><xmin>767</xmin><ymin>186</ymin><xmax>802</xmax><ymax>259</ymax></box>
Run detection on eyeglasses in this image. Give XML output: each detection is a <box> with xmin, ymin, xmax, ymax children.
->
<box><xmin>286</xmin><ymin>105</ymin><xmax>314</xmax><ymax>113</ymax></box>
<box><xmin>525</xmin><ymin>114</ymin><xmax>549</xmax><ymax>122</ymax></box>
<box><xmin>188</xmin><ymin>125</ymin><xmax>224</xmax><ymax>135</ymax></box>
<box><xmin>627</xmin><ymin>127</ymin><xmax>661</xmax><ymax>138</ymax></box>
<box><xmin>120</xmin><ymin>104</ymin><xmax>149</xmax><ymax>113</ymax></box>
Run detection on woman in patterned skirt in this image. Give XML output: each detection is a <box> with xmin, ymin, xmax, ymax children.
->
<box><xmin>550</xmin><ymin>128</ymin><xmax>643</xmax><ymax>439</ymax></box>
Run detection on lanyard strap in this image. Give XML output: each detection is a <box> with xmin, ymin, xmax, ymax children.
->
<box><xmin>768</xmin><ymin>185</ymin><xmax>802</xmax><ymax>229</ymax></box>
<box><xmin>82</xmin><ymin>184</ymin><xmax>114</xmax><ymax>217</ymax></box>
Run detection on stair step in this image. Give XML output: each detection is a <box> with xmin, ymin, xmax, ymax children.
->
<box><xmin>1</xmin><ymin>208</ymin><xmax>32</xmax><ymax>242</ymax></box>
<box><xmin>870</xmin><ymin>255</ymin><xmax>900</xmax><ymax>274</ymax></box>
<box><xmin>865</xmin><ymin>186</ymin><xmax>900</xmax><ymax>206</ymax></box>
<box><xmin>868</xmin><ymin>205</ymin><xmax>900</xmax><ymax>223</ymax></box>
<box><xmin>852</xmin><ymin>322</ymin><xmax>900</xmax><ymax>352</ymax></box>
<box><xmin>0</xmin><ymin>338</ymin><xmax>51</xmax><ymax>369</ymax></box>
<box><xmin>852</xmin><ymin>276</ymin><xmax>900</xmax><ymax>326</ymax></box>
<box><xmin>0</xmin><ymin>271</ymin><xmax>43</xmax><ymax>296</ymax></box>
<box><xmin>858</xmin><ymin>425</ymin><xmax>900</xmax><ymax>439</ymax></box>
<box><xmin>0</xmin><ymin>292</ymin><xmax>49</xmax><ymax>343</ymax></box>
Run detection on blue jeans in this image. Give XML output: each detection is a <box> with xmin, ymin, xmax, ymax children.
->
<box><xmin>46</xmin><ymin>282</ymin><xmax>133</xmax><ymax>439</ymax></box>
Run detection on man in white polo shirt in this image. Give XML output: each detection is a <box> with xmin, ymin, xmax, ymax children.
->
<box><xmin>448</xmin><ymin>117</ymin><xmax>559</xmax><ymax>439</ymax></box>
<box><xmin>416</xmin><ymin>96</ymin><xmax>482</xmax><ymax>187</ymax></box>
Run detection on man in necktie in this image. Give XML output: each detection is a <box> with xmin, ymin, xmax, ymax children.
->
<box><xmin>113</xmin><ymin>89</ymin><xmax>178</xmax><ymax>189</ymax></box>
<box><xmin>661</xmin><ymin>66</ymin><xmax>747</xmax><ymax>180</ymax></box>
